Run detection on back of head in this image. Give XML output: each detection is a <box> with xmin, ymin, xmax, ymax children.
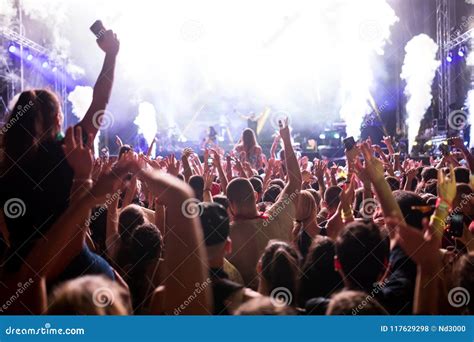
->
<box><xmin>234</xmin><ymin>296</ymin><xmax>296</xmax><ymax>315</ymax></box>
<box><xmin>326</xmin><ymin>290</ymin><xmax>388</xmax><ymax>315</ymax></box>
<box><xmin>306</xmin><ymin>188</ymin><xmax>321</xmax><ymax>211</ymax></box>
<box><xmin>335</xmin><ymin>221</ymin><xmax>390</xmax><ymax>290</ymax></box>
<box><xmin>269</xmin><ymin>178</ymin><xmax>285</xmax><ymax>189</ymax></box>
<box><xmin>242</xmin><ymin>128</ymin><xmax>257</xmax><ymax>149</ymax></box>
<box><xmin>2</xmin><ymin>89</ymin><xmax>61</xmax><ymax>168</ymax></box>
<box><xmin>295</xmin><ymin>190</ymin><xmax>317</xmax><ymax>222</ymax></box>
<box><xmin>324</xmin><ymin>186</ymin><xmax>342</xmax><ymax>210</ymax></box>
<box><xmin>249</xmin><ymin>177</ymin><xmax>263</xmax><ymax>195</ymax></box>
<box><xmin>118</xmin><ymin>145</ymin><xmax>133</xmax><ymax>159</ymax></box>
<box><xmin>48</xmin><ymin>276</ymin><xmax>131</xmax><ymax>315</ymax></box>
<box><xmin>454</xmin><ymin>167</ymin><xmax>470</xmax><ymax>184</ymax></box>
<box><xmin>189</xmin><ymin>175</ymin><xmax>205</xmax><ymax>201</ymax></box>
<box><xmin>393</xmin><ymin>190</ymin><xmax>427</xmax><ymax>229</ymax></box>
<box><xmin>421</xmin><ymin>167</ymin><xmax>438</xmax><ymax>182</ymax></box>
<box><xmin>260</xmin><ymin>240</ymin><xmax>299</xmax><ymax>305</ymax></box>
<box><xmin>299</xmin><ymin>236</ymin><xmax>343</xmax><ymax>303</ymax></box>
<box><xmin>263</xmin><ymin>184</ymin><xmax>282</xmax><ymax>203</ymax></box>
<box><xmin>227</xmin><ymin>177</ymin><xmax>256</xmax><ymax>209</ymax></box>
<box><xmin>213</xmin><ymin>195</ymin><xmax>230</xmax><ymax>210</ymax></box>
<box><xmin>385</xmin><ymin>176</ymin><xmax>400</xmax><ymax>191</ymax></box>
<box><xmin>198</xmin><ymin>202</ymin><xmax>230</xmax><ymax>248</ymax></box>
<box><xmin>129</xmin><ymin>223</ymin><xmax>163</xmax><ymax>267</ymax></box>
<box><xmin>118</xmin><ymin>204</ymin><xmax>145</xmax><ymax>244</ymax></box>
<box><xmin>423</xmin><ymin>179</ymin><xmax>438</xmax><ymax>196</ymax></box>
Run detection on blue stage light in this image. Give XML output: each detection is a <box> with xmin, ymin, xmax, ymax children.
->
<box><xmin>8</xmin><ymin>45</ymin><xmax>16</xmax><ymax>53</ymax></box>
<box><xmin>42</xmin><ymin>61</ymin><xmax>49</xmax><ymax>68</ymax></box>
<box><xmin>27</xmin><ymin>54</ymin><xmax>33</xmax><ymax>61</ymax></box>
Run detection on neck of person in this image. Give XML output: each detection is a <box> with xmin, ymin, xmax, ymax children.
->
<box><xmin>232</xmin><ymin>205</ymin><xmax>260</xmax><ymax>221</ymax></box>
<box><xmin>208</xmin><ymin>256</ymin><xmax>225</xmax><ymax>270</ymax></box>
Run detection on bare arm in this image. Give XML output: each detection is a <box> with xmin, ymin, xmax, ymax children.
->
<box><xmin>79</xmin><ymin>31</ymin><xmax>120</xmax><ymax>138</ymax></box>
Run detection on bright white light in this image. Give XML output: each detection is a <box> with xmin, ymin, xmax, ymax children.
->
<box><xmin>14</xmin><ymin>0</ymin><xmax>398</xmax><ymax>140</ymax></box>
<box><xmin>134</xmin><ymin>102</ymin><xmax>158</xmax><ymax>155</ymax></box>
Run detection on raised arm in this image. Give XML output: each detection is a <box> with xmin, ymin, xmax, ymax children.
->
<box><xmin>140</xmin><ymin>171</ymin><xmax>211</xmax><ymax>315</ymax></box>
<box><xmin>279</xmin><ymin>118</ymin><xmax>302</xmax><ymax>197</ymax></box>
<box><xmin>79</xmin><ymin>30</ymin><xmax>120</xmax><ymax>138</ymax></box>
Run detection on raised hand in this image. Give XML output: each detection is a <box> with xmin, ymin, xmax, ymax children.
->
<box><xmin>164</xmin><ymin>154</ymin><xmax>181</xmax><ymax>176</ymax></box>
<box><xmin>62</xmin><ymin>126</ymin><xmax>94</xmax><ymax>179</ymax></box>
<box><xmin>437</xmin><ymin>165</ymin><xmax>456</xmax><ymax>206</ymax></box>
<box><xmin>357</xmin><ymin>142</ymin><xmax>385</xmax><ymax>181</ymax></box>
<box><xmin>115</xmin><ymin>135</ymin><xmax>123</xmax><ymax>148</ymax></box>
<box><xmin>97</xmin><ymin>30</ymin><xmax>120</xmax><ymax>56</ymax></box>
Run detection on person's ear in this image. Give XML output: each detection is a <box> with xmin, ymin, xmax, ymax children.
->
<box><xmin>56</xmin><ymin>111</ymin><xmax>64</xmax><ymax>127</ymax></box>
<box><xmin>224</xmin><ymin>237</ymin><xmax>232</xmax><ymax>256</ymax></box>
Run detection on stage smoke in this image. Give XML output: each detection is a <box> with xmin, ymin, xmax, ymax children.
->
<box><xmin>400</xmin><ymin>34</ymin><xmax>440</xmax><ymax>152</ymax></box>
<box><xmin>467</xmin><ymin>90</ymin><xmax>474</xmax><ymax>148</ymax></box>
<box><xmin>134</xmin><ymin>102</ymin><xmax>158</xmax><ymax>155</ymax></box>
<box><xmin>68</xmin><ymin>85</ymin><xmax>100</xmax><ymax>156</ymax></box>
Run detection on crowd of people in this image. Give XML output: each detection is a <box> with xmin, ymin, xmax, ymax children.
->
<box><xmin>0</xmin><ymin>29</ymin><xmax>473</xmax><ymax>316</ymax></box>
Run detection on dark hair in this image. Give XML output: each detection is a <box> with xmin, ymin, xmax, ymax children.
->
<box><xmin>263</xmin><ymin>184</ymin><xmax>282</xmax><ymax>203</ymax></box>
<box><xmin>306</xmin><ymin>188</ymin><xmax>321</xmax><ymax>211</ymax></box>
<box><xmin>454</xmin><ymin>167</ymin><xmax>470</xmax><ymax>184</ymax></box>
<box><xmin>324</xmin><ymin>186</ymin><xmax>342</xmax><ymax>210</ymax></box>
<box><xmin>421</xmin><ymin>167</ymin><xmax>437</xmax><ymax>182</ymax></box>
<box><xmin>423</xmin><ymin>179</ymin><xmax>438</xmax><ymax>196</ymax></box>
<box><xmin>249</xmin><ymin>177</ymin><xmax>263</xmax><ymax>195</ymax></box>
<box><xmin>213</xmin><ymin>195</ymin><xmax>229</xmax><ymax>210</ymax></box>
<box><xmin>393</xmin><ymin>190</ymin><xmax>427</xmax><ymax>230</ymax></box>
<box><xmin>128</xmin><ymin>223</ymin><xmax>163</xmax><ymax>313</ymax></box>
<box><xmin>1</xmin><ymin>89</ymin><xmax>61</xmax><ymax>170</ymax></box>
<box><xmin>326</xmin><ymin>290</ymin><xmax>388</xmax><ymax>315</ymax></box>
<box><xmin>260</xmin><ymin>241</ymin><xmax>299</xmax><ymax>306</ymax></box>
<box><xmin>335</xmin><ymin>221</ymin><xmax>390</xmax><ymax>291</ymax></box>
<box><xmin>241</xmin><ymin>128</ymin><xmax>258</xmax><ymax>151</ymax></box>
<box><xmin>198</xmin><ymin>202</ymin><xmax>229</xmax><ymax>246</ymax></box>
<box><xmin>298</xmin><ymin>237</ymin><xmax>343</xmax><ymax>305</ymax></box>
<box><xmin>385</xmin><ymin>176</ymin><xmax>400</xmax><ymax>191</ymax></box>
<box><xmin>118</xmin><ymin>205</ymin><xmax>145</xmax><ymax>243</ymax></box>
<box><xmin>189</xmin><ymin>175</ymin><xmax>204</xmax><ymax>202</ymax></box>
<box><xmin>269</xmin><ymin>179</ymin><xmax>285</xmax><ymax>189</ymax></box>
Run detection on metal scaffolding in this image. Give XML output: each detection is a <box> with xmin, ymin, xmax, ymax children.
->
<box><xmin>435</xmin><ymin>0</ymin><xmax>451</xmax><ymax>130</ymax></box>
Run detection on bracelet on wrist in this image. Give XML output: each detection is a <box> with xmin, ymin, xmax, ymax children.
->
<box><xmin>73</xmin><ymin>178</ymin><xmax>93</xmax><ymax>183</ymax></box>
<box><xmin>430</xmin><ymin>215</ymin><xmax>446</xmax><ymax>228</ymax></box>
<box><xmin>436</xmin><ymin>198</ymin><xmax>451</xmax><ymax>210</ymax></box>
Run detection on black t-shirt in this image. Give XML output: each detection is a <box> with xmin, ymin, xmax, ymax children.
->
<box><xmin>0</xmin><ymin>139</ymin><xmax>73</xmax><ymax>271</ymax></box>
<box><xmin>210</xmin><ymin>267</ymin><xmax>243</xmax><ymax>315</ymax></box>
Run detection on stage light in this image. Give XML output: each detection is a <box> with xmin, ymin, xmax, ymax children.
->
<box><xmin>319</xmin><ymin>133</ymin><xmax>326</xmax><ymax>140</ymax></box>
<box><xmin>27</xmin><ymin>54</ymin><xmax>33</xmax><ymax>61</ymax></box>
<box><xmin>446</xmin><ymin>53</ymin><xmax>453</xmax><ymax>63</ymax></box>
<box><xmin>42</xmin><ymin>61</ymin><xmax>49</xmax><ymax>68</ymax></box>
<box><xmin>334</xmin><ymin>133</ymin><xmax>340</xmax><ymax>139</ymax></box>
<box><xmin>52</xmin><ymin>66</ymin><xmax>58</xmax><ymax>72</ymax></box>
<box><xmin>8</xmin><ymin>45</ymin><xmax>16</xmax><ymax>53</ymax></box>
<box><xmin>458</xmin><ymin>49</ymin><xmax>464</xmax><ymax>57</ymax></box>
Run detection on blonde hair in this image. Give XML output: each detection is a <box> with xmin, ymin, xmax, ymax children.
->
<box><xmin>48</xmin><ymin>276</ymin><xmax>131</xmax><ymax>315</ymax></box>
<box><xmin>294</xmin><ymin>190</ymin><xmax>317</xmax><ymax>232</ymax></box>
